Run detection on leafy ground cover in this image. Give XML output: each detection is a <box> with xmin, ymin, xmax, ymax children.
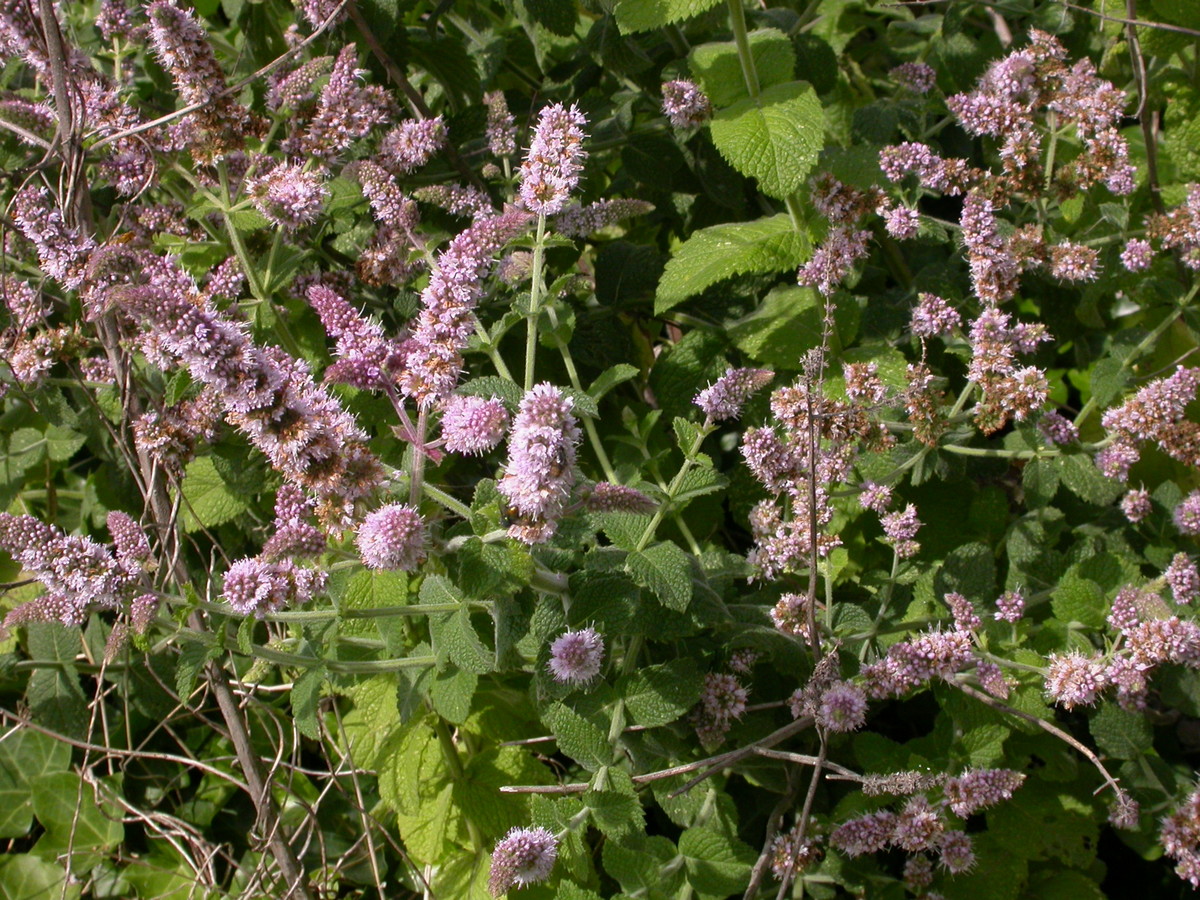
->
<box><xmin>0</xmin><ymin>0</ymin><xmax>1199</xmax><ymax>897</ymax></box>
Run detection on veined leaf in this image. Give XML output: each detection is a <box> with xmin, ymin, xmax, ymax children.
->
<box><xmin>655</xmin><ymin>214</ymin><xmax>809</xmax><ymax>314</ymax></box>
<box><xmin>690</xmin><ymin>29</ymin><xmax>795</xmax><ymax>107</ymax></box>
<box><xmin>708</xmin><ymin>80</ymin><xmax>824</xmax><ymax>198</ymax></box>
<box><xmin>614</xmin><ymin>0</ymin><xmax>722</xmax><ymax>33</ymax></box>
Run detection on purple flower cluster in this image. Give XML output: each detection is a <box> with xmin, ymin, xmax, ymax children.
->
<box><xmin>247</xmin><ymin>163</ymin><xmax>328</xmax><ymax>230</ymax></box>
<box><xmin>222</xmin><ymin>556</ymin><xmax>326</xmax><ymax>617</ymax></box>
<box><xmin>860</xmin><ymin>629</ymin><xmax>974</xmax><ymax>699</ymax></box>
<box><xmin>439</xmin><ymin>394</ymin><xmax>510</xmax><ymax>455</ymax></box>
<box><xmin>831</xmin><ymin>802</ymin><xmax>973</xmax><ymax>874</ymax></box>
<box><xmin>1168</xmin><ymin>554</ymin><xmax>1200</xmax><ymax>606</ymax></box>
<box><xmin>814</xmin><ymin>681</ymin><xmax>868</xmax><ymax>732</ymax></box>
<box><xmin>414</xmin><ymin>184</ymin><xmax>495</xmax><ymax>220</ymax></box>
<box><xmin>994</xmin><ymin>590</ymin><xmax>1025</xmax><ymax>623</ymax></box>
<box><xmin>1162</xmin><ymin>787</ymin><xmax>1200</xmax><ymax>887</ymax></box>
<box><xmin>891</xmin><ymin>61</ymin><xmax>937</xmax><ymax>94</ymax></box>
<box><xmin>112</xmin><ymin>257</ymin><xmax>382</xmax><ymax>525</ymax></box>
<box><xmin>399</xmin><ymin>209</ymin><xmax>532</xmax><ymax>407</ymax></box>
<box><xmin>488</xmin><ymin>826</ymin><xmax>557</xmax><ymax>896</ymax></box>
<box><xmin>583</xmin><ymin>482</ymin><xmax>656</xmax><ymax>514</ymax></box>
<box><xmin>967</xmin><ymin>306</ymin><xmax>1051</xmax><ymax>433</ymax></box>
<box><xmin>1098</xmin><ymin>367</ymin><xmax>1200</xmax><ymax>480</ymax></box>
<box><xmin>881</xmin><ymin>503</ymin><xmax>922</xmax><ymax>559</ymax></box>
<box><xmin>262</xmin><ymin>484</ymin><xmax>327</xmax><ymax>560</ymax></box>
<box><xmin>293</xmin><ymin>46</ymin><xmax>393</xmax><ymax>161</ymax></box>
<box><xmin>146</xmin><ymin>1</ymin><xmax>260</xmax><ymax>160</ymax></box>
<box><xmin>0</xmin><ymin>512</ymin><xmax>146</xmax><ymax>630</ymax></box>
<box><xmin>306</xmin><ymin>284</ymin><xmax>405</xmax><ymax>391</ymax></box>
<box><xmin>1121</xmin><ymin>488</ymin><xmax>1152</xmax><ymax>524</ymax></box>
<box><xmin>1148</xmin><ymin>185</ymin><xmax>1200</xmax><ymax>270</ymax></box>
<box><xmin>694</xmin><ymin>367</ymin><xmax>774</xmax><ymax>421</ymax></box>
<box><xmin>484</xmin><ymin>91</ymin><xmax>516</xmax><ymax>158</ymax></box>
<box><xmin>355</xmin><ymin>504</ymin><xmax>426</xmax><ymax>571</ymax></box>
<box><xmin>661</xmin><ymin>80</ymin><xmax>712</xmax><ymax>128</ymax></box>
<box><xmin>11</xmin><ymin>186</ymin><xmax>96</xmax><ymax>290</ymax></box>
<box><xmin>497</xmin><ymin>384</ymin><xmax>579</xmax><ymax>544</ymax></box>
<box><xmin>1176</xmin><ymin>491</ymin><xmax>1200</xmax><ymax>536</ymax></box>
<box><xmin>694</xmin><ymin>671</ymin><xmax>749</xmax><ymax>746</ymax></box>
<box><xmin>943</xmin><ymin>592</ymin><xmax>980</xmax><ymax>631</ymax></box>
<box><xmin>554</xmin><ymin>198</ymin><xmax>654</xmax><ymax>238</ymax></box>
<box><xmin>518</xmin><ymin>103</ymin><xmax>587</xmax><ymax>216</ymax></box>
<box><xmin>380</xmin><ymin>117</ymin><xmax>447</xmax><ymax>174</ymax></box>
<box><xmin>547</xmin><ymin>627</ymin><xmax>604</xmax><ymax>684</ymax></box>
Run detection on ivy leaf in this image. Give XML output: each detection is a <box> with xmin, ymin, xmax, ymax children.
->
<box><xmin>614</xmin><ymin>0</ymin><xmax>723</xmax><ymax>33</ymax></box>
<box><xmin>31</xmin><ymin>772</ymin><xmax>124</xmax><ymax>867</ymax></box>
<box><xmin>626</xmin><ymin>541</ymin><xmax>693</xmax><ymax>611</ymax></box>
<box><xmin>618</xmin><ymin>659</ymin><xmax>703</xmax><ymax>726</ymax></box>
<box><xmin>0</xmin><ymin>854</ymin><xmax>80</xmax><ymax>900</ymax></box>
<box><xmin>689</xmin><ymin>29</ymin><xmax>795</xmax><ymax>107</ymax></box>
<box><xmin>708</xmin><ymin>80</ymin><xmax>824</xmax><ymax>199</ymax></box>
<box><xmin>0</xmin><ymin>730</ymin><xmax>69</xmax><ymax>839</ymax></box>
<box><xmin>655</xmin><ymin>214</ymin><xmax>808</xmax><ymax>314</ymax></box>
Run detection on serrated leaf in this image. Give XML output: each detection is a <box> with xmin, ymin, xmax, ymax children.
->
<box><xmin>656</xmin><ymin>214</ymin><xmax>808</xmax><ymax>314</ymax></box>
<box><xmin>588</xmin><ymin>364</ymin><xmax>639</xmax><ymax>401</ymax></box>
<box><xmin>544</xmin><ymin>702</ymin><xmax>610</xmax><ymax>769</ymax></box>
<box><xmin>584</xmin><ymin>769</ymin><xmax>643</xmax><ymax>837</ymax></box>
<box><xmin>1049</xmin><ymin>572</ymin><xmax>1106</xmax><ymax>629</ymax></box>
<box><xmin>174</xmin><ymin>641</ymin><xmax>215</xmax><ymax>701</ymax></box>
<box><xmin>1022</xmin><ymin>457</ymin><xmax>1059</xmax><ymax>508</ymax></box>
<box><xmin>689</xmin><ymin>29</ymin><xmax>795</xmax><ymax>107</ymax></box>
<box><xmin>1059</xmin><ymin>454</ymin><xmax>1122</xmax><ymax>506</ymax></box>
<box><xmin>430</xmin><ymin>604</ymin><xmax>494</xmax><ymax>674</ymax></box>
<box><xmin>180</xmin><ymin>456</ymin><xmax>248</xmax><ymax>531</ymax></box>
<box><xmin>43</xmin><ymin>425</ymin><xmax>85</xmax><ymax>462</ymax></box>
<box><xmin>626</xmin><ymin>541</ymin><xmax>693</xmax><ymax>611</ymax></box>
<box><xmin>933</xmin><ymin>542</ymin><xmax>995</xmax><ymax>602</ymax></box>
<box><xmin>523</xmin><ymin>0</ymin><xmax>577</xmax><ymax>35</ymax></box>
<box><xmin>8</xmin><ymin>427</ymin><xmax>46</xmax><ymax>469</ymax></box>
<box><xmin>430</xmin><ymin>666</ymin><xmax>477</xmax><ymax>724</ymax></box>
<box><xmin>292</xmin><ymin>665</ymin><xmax>325</xmax><ymax>739</ymax></box>
<box><xmin>678</xmin><ymin>827</ymin><xmax>756</xmax><ymax>895</ymax></box>
<box><xmin>670</xmin><ymin>466</ymin><xmax>728</xmax><ymax>508</ymax></box>
<box><xmin>708</xmin><ymin>80</ymin><xmax>824</xmax><ymax>198</ymax></box>
<box><xmin>618</xmin><ymin>659</ymin><xmax>703</xmax><ymax>726</ymax></box>
<box><xmin>614</xmin><ymin>0</ymin><xmax>722</xmax><ymax>33</ymax></box>
<box><xmin>1089</xmin><ymin>704</ymin><xmax>1152</xmax><ymax>759</ymax></box>
<box><xmin>458</xmin><ymin>376</ymin><xmax>524</xmax><ymax>411</ymax></box>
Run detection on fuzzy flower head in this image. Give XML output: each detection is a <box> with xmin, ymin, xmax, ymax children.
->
<box><xmin>497</xmin><ymin>384</ymin><xmax>580</xmax><ymax>544</ymax></box>
<box><xmin>881</xmin><ymin>503</ymin><xmax>922</xmax><ymax>558</ymax></box>
<box><xmin>584</xmin><ymin>483</ymin><xmax>657</xmax><ymax>514</ymax></box>
<box><xmin>816</xmin><ymin>681</ymin><xmax>868</xmax><ymax>732</ymax></box>
<box><xmin>1121</xmin><ymin>488</ymin><xmax>1152</xmax><ymax>524</ymax></box>
<box><xmin>891</xmin><ymin>61</ymin><xmax>937</xmax><ymax>93</ymax></box>
<box><xmin>1167</xmin><ymin>554</ymin><xmax>1200</xmax><ymax>605</ymax></box>
<box><xmin>440</xmin><ymin>394</ymin><xmax>510</xmax><ymax>455</ymax></box>
<box><xmin>547</xmin><ymin>627</ymin><xmax>604</xmax><ymax>684</ymax></box>
<box><xmin>222</xmin><ymin>557</ymin><xmax>326</xmax><ymax>617</ymax></box>
<box><xmin>994</xmin><ymin>590</ymin><xmax>1025</xmax><ymax>622</ymax></box>
<box><xmin>1045</xmin><ymin>651</ymin><xmax>1105</xmax><ymax>709</ymax></box>
<box><xmin>248</xmin><ymin>163</ymin><xmax>328</xmax><ymax>230</ymax></box>
<box><xmin>518</xmin><ymin>103</ymin><xmax>587</xmax><ymax>216</ymax></box>
<box><xmin>661</xmin><ymin>80</ymin><xmax>712</xmax><ymax>128</ymax></box>
<box><xmin>356</xmin><ymin>504</ymin><xmax>426</xmax><ymax>570</ymax></box>
<box><xmin>858</xmin><ymin>481</ymin><xmax>893</xmax><ymax>513</ymax></box>
<box><xmin>484</xmin><ymin>91</ymin><xmax>517</xmax><ymax>157</ymax></box>
<box><xmin>1177</xmin><ymin>491</ymin><xmax>1200</xmax><ymax>536</ymax></box>
<box><xmin>911</xmin><ymin>293</ymin><xmax>961</xmax><ymax>339</ymax></box>
<box><xmin>381</xmin><ymin>117</ymin><xmax>447</xmax><ymax>174</ymax></box>
<box><xmin>695</xmin><ymin>367</ymin><xmax>774</xmax><ymax>421</ymax></box>
<box><xmin>489</xmin><ymin>826</ymin><xmax>557</xmax><ymax>895</ymax></box>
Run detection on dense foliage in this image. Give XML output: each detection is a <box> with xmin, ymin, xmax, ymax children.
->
<box><xmin>1</xmin><ymin>0</ymin><xmax>1199</xmax><ymax>898</ymax></box>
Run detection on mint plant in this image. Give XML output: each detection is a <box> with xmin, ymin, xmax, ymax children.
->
<box><xmin>0</xmin><ymin>1</ymin><xmax>1198</xmax><ymax>898</ymax></box>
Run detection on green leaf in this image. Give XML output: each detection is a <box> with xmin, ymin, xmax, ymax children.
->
<box><xmin>522</xmin><ymin>0</ymin><xmax>578</xmax><ymax>35</ymax></box>
<box><xmin>31</xmin><ymin>772</ymin><xmax>124</xmax><ymax>866</ymax></box>
<box><xmin>430</xmin><ymin>666</ymin><xmax>477</xmax><ymax>724</ymax></box>
<box><xmin>25</xmin><ymin>624</ymin><xmax>87</xmax><ymax>741</ymax></box>
<box><xmin>430</xmin><ymin>604</ymin><xmax>495</xmax><ymax>674</ymax></box>
<box><xmin>614</xmin><ymin>0</ymin><xmax>723</xmax><ymax>33</ymax></box>
<box><xmin>1049</xmin><ymin>572</ymin><xmax>1106</xmax><ymax>629</ymax></box>
<box><xmin>0</xmin><ymin>854</ymin><xmax>79</xmax><ymax>900</ymax></box>
<box><xmin>656</xmin><ymin>214</ymin><xmax>808</xmax><ymax>314</ymax></box>
<box><xmin>677</xmin><ymin>827</ymin><xmax>756</xmax><ymax>895</ymax></box>
<box><xmin>708</xmin><ymin>81</ymin><xmax>824</xmax><ymax>199</ymax></box>
<box><xmin>175</xmin><ymin>641</ymin><xmax>216</xmax><ymax>701</ymax></box>
<box><xmin>626</xmin><ymin>541</ymin><xmax>693</xmax><ymax>611</ymax></box>
<box><xmin>1089</xmin><ymin>704</ymin><xmax>1152</xmax><ymax>759</ymax></box>
<box><xmin>670</xmin><ymin>466</ymin><xmax>728</xmax><ymax>508</ymax></box>
<box><xmin>339</xmin><ymin>674</ymin><xmax>403</xmax><ymax>768</ymax></box>
<box><xmin>544</xmin><ymin>702</ymin><xmax>610</xmax><ymax>769</ymax></box>
<box><xmin>0</xmin><ymin>730</ymin><xmax>69</xmax><ymax>839</ymax></box>
<box><xmin>729</xmin><ymin>284</ymin><xmax>848</xmax><ymax>367</ymax></box>
<box><xmin>8</xmin><ymin>427</ymin><xmax>46</xmax><ymax>469</ymax></box>
<box><xmin>180</xmin><ymin>456</ymin><xmax>249</xmax><ymax>531</ymax></box>
<box><xmin>456</xmin><ymin>746</ymin><xmax>551</xmax><ymax>839</ymax></box>
<box><xmin>457</xmin><ymin>376</ymin><xmax>524</xmax><ymax>411</ymax></box>
<box><xmin>584</xmin><ymin>769</ymin><xmax>644</xmax><ymax>837</ymax></box>
<box><xmin>291</xmin><ymin>665</ymin><xmax>325</xmax><ymax>739</ymax></box>
<box><xmin>1059</xmin><ymin>454</ymin><xmax>1122</xmax><ymax>506</ymax></box>
<box><xmin>690</xmin><ymin>29</ymin><xmax>795</xmax><ymax>107</ymax></box>
<box><xmin>933</xmin><ymin>542</ymin><xmax>996</xmax><ymax>603</ymax></box>
<box><xmin>1022</xmin><ymin>457</ymin><xmax>1060</xmax><ymax>508</ymax></box>
<box><xmin>618</xmin><ymin>659</ymin><xmax>703</xmax><ymax>727</ymax></box>
<box><xmin>43</xmin><ymin>425</ymin><xmax>85</xmax><ymax>462</ymax></box>
<box><xmin>602</xmin><ymin>835</ymin><xmax>682</xmax><ymax>898</ymax></box>
<box><xmin>588</xmin><ymin>364</ymin><xmax>639</xmax><ymax>402</ymax></box>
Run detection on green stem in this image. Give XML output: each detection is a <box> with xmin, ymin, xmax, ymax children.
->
<box><xmin>524</xmin><ymin>214</ymin><xmax>548</xmax><ymax>391</ymax></box>
<box><xmin>940</xmin><ymin>444</ymin><xmax>1050</xmax><ymax>460</ymax></box>
<box><xmin>727</xmin><ymin>0</ymin><xmax>760</xmax><ymax>100</ymax></box>
<box><xmin>408</xmin><ymin>407</ymin><xmax>428</xmax><ymax>506</ymax></box>
<box><xmin>423</xmin><ymin>483</ymin><xmax>473</xmax><ymax>519</ymax></box>
<box><xmin>634</xmin><ymin>421</ymin><xmax>714</xmax><ymax>552</ymax></box>
<box><xmin>547</xmin><ymin>305</ymin><xmax>618</xmax><ymax>482</ymax></box>
<box><xmin>251</xmin><ymin>645</ymin><xmax>436</xmax><ymax>674</ymax></box>
<box><xmin>434</xmin><ymin>717</ymin><xmax>484</xmax><ymax>849</ymax></box>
